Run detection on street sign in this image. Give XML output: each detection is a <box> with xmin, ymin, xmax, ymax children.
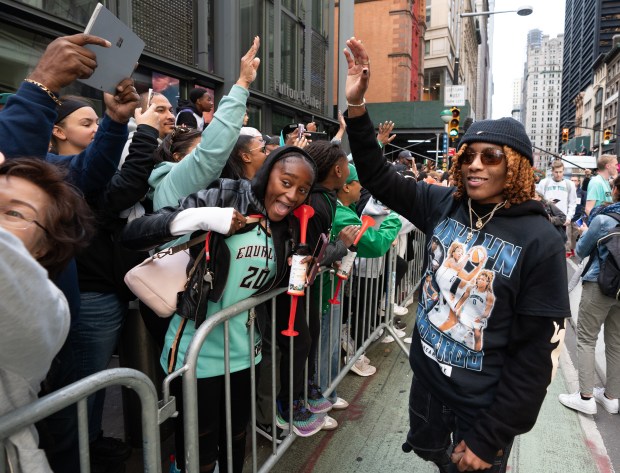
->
<box><xmin>442</xmin><ymin>133</ymin><xmax>448</xmax><ymax>156</ymax></box>
<box><xmin>444</xmin><ymin>85</ymin><xmax>466</xmax><ymax>107</ymax></box>
<box><xmin>448</xmin><ymin>147</ymin><xmax>456</xmax><ymax>157</ymax></box>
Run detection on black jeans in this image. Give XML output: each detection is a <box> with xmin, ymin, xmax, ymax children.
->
<box><xmin>171</xmin><ymin>368</ymin><xmax>252</xmax><ymax>473</ymax></box>
<box><xmin>404</xmin><ymin>375</ymin><xmax>513</xmax><ymax>473</ymax></box>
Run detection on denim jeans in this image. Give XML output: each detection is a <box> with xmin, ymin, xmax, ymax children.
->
<box><xmin>70</xmin><ymin>291</ymin><xmax>128</xmax><ymax>441</ymax></box>
<box><xmin>318</xmin><ymin>304</ymin><xmax>342</xmax><ymax>402</ymax></box>
<box><xmin>404</xmin><ymin>375</ymin><xmax>513</xmax><ymax>473</ymax></box>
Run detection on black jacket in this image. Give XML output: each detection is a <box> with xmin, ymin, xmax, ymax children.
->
<box><xmin>122</xmin><ymin>146</ymin><xmax>314</xmax><ymax>326</ymax></box>
<box><xmin>77</xmin><ymin>124</ymin><xmax>159</xmax><ymax>300</ymax></box>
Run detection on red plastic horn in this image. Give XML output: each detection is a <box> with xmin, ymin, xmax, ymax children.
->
<box><xmin>282</xmin><ymin>204</ymin><xmax>315</xmax><ymax>337</ymax></box>
<box><xmin>293</xmin><ymin>204</ymin><xmax>315</xmax><ymax>243</ymax></box>
<box><xmin>353</xmin><ymin>215</ymin><xmax>376</xmax><ymax>246</ymax></box>
<box><xmin>328</xmin><ymin>215</ymin><xmax>376</xmax><ymax>305</ymax></box>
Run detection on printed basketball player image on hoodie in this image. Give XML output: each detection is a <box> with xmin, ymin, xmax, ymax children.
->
<box><xmin>425</xmin><ymin>238</ymin><xmax>496</xmax><ymax>352</ymax></box>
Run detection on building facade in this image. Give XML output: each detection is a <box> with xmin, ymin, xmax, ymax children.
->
<box><xmin>511</xmin><ymin>78</ymin><xmax>522</xmax><ymax>121</ymax></box>
<box><xmin>345</xmin><ymin>0</ymin><xmax>426</xmax><ymax>103</ymax></box>
<box><xmin>0</xmin><ymin>0</ymin><xmax>339</xmax><ymax>136</ymax></box>
<box><xmin>522</xmin><ymin>32</ymin><xmax>563</xmax><ymax>160</ymax></box>
<box><xmin>422</xmin><ymin>0</ymin><xmax>489</xmax><ymax>120</ymax></box>
<box><xmin>561</xmin><ymin>0</ymin><xmax>620</xmax><ymax>136</ymax></box>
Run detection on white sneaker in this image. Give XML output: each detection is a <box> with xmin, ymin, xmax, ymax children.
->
<box><xmin>593</xmin><ymin>387</ymin><xmax>619</xmax><ymax>414</ymax></box>
<box><xmin>381</xmin><ymin>335</ymin><xmax>395</xmax><ymax>344</ymax></box>
<box><xmin>350</xmin><ymin>358</ymin><xmax>376</xmax><ymax>376</ymax></box>
<box><xmin>321</xmin><ymin>415</ymin><xmax>338</xmax><ymax>430</ymax></box>
<box><xmin>393</xmin><ymin>304</ymin><xmax>408</xmax><ymax>316</ymax></box>
<box><xmin>558</xmin><ymin>391</ymin><xmax>597</xmax><ymax>415</ymax></box>
<box><xmin>341</xmin><ymin>326</ymin><xmax>356</xmax><ymax>356</ymax></box>
<box><xmin>394</xmin><ymin>328</ymin><xmax>406</xmax><ymax>338</ymax></box>
<box><xmin>332</xmin><ymin>397</ymin><xmax>349</xmax><ymax>410</ymax></box>
<box><xmin>403</xmin><ymin>337</ymin><xmax>412</xmax><ymax>344</ymax></box>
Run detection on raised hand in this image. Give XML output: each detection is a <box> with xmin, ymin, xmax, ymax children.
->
<box><xmin>104</xmin><ymin>78</ymin><xmax>140</xmax><ymax>124</ymax></box>
<box><xmin>343</xmin><ymin>37</ymin><xmax>370</xmax><ymax>115</ymax></box>
<box><xmin>377</xmin><ymin>121</ymin><xmax>396</xmax><ymax>146</ymax></box>
<box><xmin>28</xmin><ymin>34</ymin><xmax>111</xmax><ymax>93</ymax></box>
<box><xmin>237</xmin><ymin>36</ymin><xmax>261</xmax><ymax>89</ymax></box>
<box><xmin>134</xmin><ymin>102</ymin><xmax>161</xmax><ymax>129</ymax></box>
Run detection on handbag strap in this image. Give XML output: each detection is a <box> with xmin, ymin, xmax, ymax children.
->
<box><xmin>152</xmin><ymin>232</ymin><xmax>209</xmax><ymax>260</ymax></box>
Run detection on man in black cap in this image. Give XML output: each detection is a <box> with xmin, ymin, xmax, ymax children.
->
<box><xmin>394</xmin><ymin>150</ymin><xmax>415</xmax><ymax>172</ymax></box>
<box><xmin>175</xmin><ymin>87</ymin><xmax>213</xmax><ymax>131</ymax></box>
<box><xmin>343</xmin><ymin>37</ymin><xmax>569</xmax><ymax>473</ymax></box>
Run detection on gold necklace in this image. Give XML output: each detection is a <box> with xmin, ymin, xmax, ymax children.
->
<box><xmin>466</xmin><ymin>198</ymin><xmax>507</xmax><ymax>242</ymax></box>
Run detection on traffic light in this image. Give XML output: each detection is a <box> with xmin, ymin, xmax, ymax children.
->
<box><xmin>449</xmin><ymin>107</ymin><xmax>460</xmax><ymax>139</ymax></box>
<box><xmin>561</xmin><ymin>128</ymin><xmax>569</xmax><ymax>143</ymax></box>
<box><xmin>604</xmin><ymin>129</ymin><xmax>612</xmax><ymax>144</ymax></box>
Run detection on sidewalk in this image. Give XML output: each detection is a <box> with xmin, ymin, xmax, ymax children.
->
<box><xmin>266</xmin><ymin>308</ymin><xmax>602</xmax><ymax>473</ymax></box>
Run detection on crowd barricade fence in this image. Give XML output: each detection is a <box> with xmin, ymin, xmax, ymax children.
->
<box><xmin>0</xmin><ymin>227</ymin><xmax>426</xmax><ymax>473</ymax></box>
<box><xmin>0</xmin><ymin>368</ymin><xmax>161</xmax><ymax>473</ymax></box>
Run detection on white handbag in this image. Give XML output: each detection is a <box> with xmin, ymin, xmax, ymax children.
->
<box><xmin>124</xmin><ymin>233</ymin><xmax>208</xmax><ymax>318</ymax></box>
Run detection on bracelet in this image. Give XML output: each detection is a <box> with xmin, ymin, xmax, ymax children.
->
<box><xmin>347</xmin><ymin>98</ymin><xmax>366</xmax><ymax>107</ymax></box>
<box><xmin>23</xmin><ymin>79</ymin><xmax>62</xmax><ymax>106</ymax></box>
<box><xmin>377</xmin><ymin>139</ymin><xmax>384</xmax><ymax>149</ymax></box>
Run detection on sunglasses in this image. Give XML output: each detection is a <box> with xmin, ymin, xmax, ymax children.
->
<box><xmin>248</xmin><ymin>140</ymin><xmax>267</xmax><ymax>154</ymax></box>
<box><xmin>460</xmin><ymin>148</ymin><xmax>506</xmax><ymax>166</ymax></box>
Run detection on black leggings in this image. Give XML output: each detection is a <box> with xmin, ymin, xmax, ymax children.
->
<box><xmin>171</xmin><ymin>368</ymin><xmax>252</xmax><ymax>473</ymax></box>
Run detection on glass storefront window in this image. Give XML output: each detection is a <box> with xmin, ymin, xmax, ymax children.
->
<box><xmin>14</xmin><ymin>0</ymin><xmax>100</xmax><ymax>26</ymax></box>
<box><xmin>271</xmin><ymin>109</ymin><xmax>295</xmax><ymax>138</ymax></box>
<box><xmin>241</xmin><ymin>0</ymin><xmax>265</xmax><ymax>92</ymax></box>
<box><xmin>0</xmin><ymin>22</ymin><xmax>101</xmax><ymax>112</ymax></box>
<box><xmin>423</xmin><ymin>69</ymin><xmax>442</xmax><ymax>101</ymax></box>
<box><xmin>281</xmin><ymin>13</ymin><xmax>301</xmax><ymax>90</ymax></box>
<box><xmin>282</xmin><ymin>0</ymin><xmax>298</xmax><ymax>15</ymax></box>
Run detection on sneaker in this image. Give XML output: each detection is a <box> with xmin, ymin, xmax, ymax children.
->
<box><xmin>558</xmin><ymin>391</ymin><xmax>597</xmax><ymax>415</ymax></box>
<box><xmin>381</xmin><ymin>335</ymin><xmax>395</xmax><ymax>344</ymax></box>
<box><xmin>593</xmin><ymin>387</ymin><xmax>619</xmax><ymax>414</ymax></box>
<box><xmin>276</xmin><ymin>400</ymin><xmax>325</xmax><ymax>437</ymax></box>
<box><xmin>393</xmin><ymin>304</ymin><xmax>408</xmax><ymax>316</ymax></box>
<box><xmin>331</xmin><ymin>397</ymin><xmax>349</xmax><ymax>410</ymax></box>
<box><xmin>321</xmin><ymin>415</ymin><xmax>338</xmax><ymax>431</ymax></box>
<box><xmin>394</xmin><ymin>328</ymin><xmax>406</xmax><ymax>338</ymax></box>
<box><xmin>341</xmin><ymin>326</ymin><xmax>356</xmax><ymax>357</ymax></box>
<box><xmin>90</xmin><ymin>433</ymin><xmax>132</xmax><ymax>463</ymax></box>
<box><xmin>394</xmin><ymin>316</ymin><xmax>407</xmax><ymax>330</ymax></box>
<box><xmin>307</xmin><ymin>382</ymin><xmax>333</xmax><ymax>414</ymax></box>
<box><xmin>350</xmin><ymin>358</ymin><xmax>377</xmax><ymax>377</ymax></box>
<box><xmin>403</xmin><ymin>337</ymin><xmax>412</xmax><ymax>344</ymax></box>
<box><xmin>255</xmin><ymin>421</ymin><xmax>286</xmax><ymax>444</ymax></box>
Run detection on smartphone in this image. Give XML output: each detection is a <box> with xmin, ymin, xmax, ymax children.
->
<box><xmin>307</xmin><ymin>233</ymin><xmax>329</xmax><ymax>285</ymax></box>
<box><xmin>146</xmin><ymin>88</ymin><xmax>154</xmax><ymax>107</ymax></box>
<box><xmin>575</xmin><ymin>218</ymin><xmax>584</xmax><ymax>227</ymax></box>
<box><xmin>297</xmin><ymin>123</ymin><xmax>306</xmax><ymax>140</ymax></box>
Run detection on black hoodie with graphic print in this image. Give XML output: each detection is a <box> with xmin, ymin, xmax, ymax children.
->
<box><xmin>345</xmin><ymin>110</ymin><xmax>570</xmax><ymax>464</ymax></box>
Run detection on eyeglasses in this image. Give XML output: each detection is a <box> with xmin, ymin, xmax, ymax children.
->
<box><xmin>247</xmin><ymin>141</ymin><xmax>267</xmax><ymax>154</ymax></box>
<box><xmin>460</xmin><ymin>148</ymin><xmax>506</xmax><ymax>166</ymax></box>
<box><xmin>0</xmin><ymin>206</ymin><xmax>49</xmax><ymax>233</ymax></box>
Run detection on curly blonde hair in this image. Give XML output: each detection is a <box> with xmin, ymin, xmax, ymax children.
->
<box><xmin>450</xmin><ymin>144</ymin><xmax>535</xmax><ymax>207</ymax></box>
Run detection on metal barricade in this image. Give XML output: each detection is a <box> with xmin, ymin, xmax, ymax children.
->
<box><xmin>0</xmin><ymin>368</ymin><xmax>161</xmax><ymax>473</ymax></box>
<box><xmin>164</xmin><ymin>227</ymin><xmax>426</xmax><ymax>473</ymax></box>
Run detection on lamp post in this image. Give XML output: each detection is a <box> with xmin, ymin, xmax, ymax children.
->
<box><xmin>453</xmin><ymin>3</ymin><xmax>533</xmax><ymax>116</ymax></box>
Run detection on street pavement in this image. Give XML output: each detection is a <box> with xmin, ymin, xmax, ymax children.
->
<box><xmin>266</xmin><ymin>261</ymin><xmax>617</xmax><ymax>473</ymax></box>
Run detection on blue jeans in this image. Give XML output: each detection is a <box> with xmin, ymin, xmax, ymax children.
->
<box><xmin>70</xmin><ymin>291</ymin><xmax>127</xmax><ymax>441</ymax></box>
<box><xmin>404</xmin><ymin>375</ymin><xmax>513</xmax><ymax>473</ymax></box>
<box><xmin>318</xmin><ymin>304</ymin><xmax>342</xmax><ymax>402</ymax></box>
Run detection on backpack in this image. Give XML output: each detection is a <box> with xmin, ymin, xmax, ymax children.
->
<box><xmin>585</xmin><ymin>212</ymin><xmax>620</xmax><ymax>299</ymax></box>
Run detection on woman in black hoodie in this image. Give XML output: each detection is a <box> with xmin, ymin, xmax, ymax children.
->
<box><xmin>343</xmin><ymin>38</ymin><xmax>570</xmax><ymax>473</ymax></box>
<box><xmin>122</xmin><ymin>146</ymin><xmax>316</xmax><ymax>473</ymax></box>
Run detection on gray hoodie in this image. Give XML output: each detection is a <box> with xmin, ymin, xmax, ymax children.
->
<box><xmin>0</xmin><ymin>228</ymin><xmax>69</xmax><ymax>473</ymax></box>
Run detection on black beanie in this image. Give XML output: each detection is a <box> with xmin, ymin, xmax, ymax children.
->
<box><xmin>458</xmin><ymin>117</ymin><xmax>533</xmax><ymax>164</ymax></box>
<box><xmin>55</xmin><ymin>99</ymin><xmax>90</xmax><ymax>124</ymax></box>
